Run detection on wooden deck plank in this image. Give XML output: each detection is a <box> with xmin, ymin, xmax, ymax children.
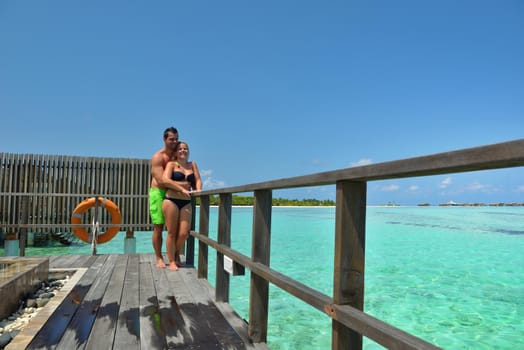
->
<box><xmin>139</xmin><ymin>254</ymin><xmax>252</xmax><ymax>349</ymax></box>
<box><xmin>200</xmin><ymin>282</ymin><xmax>270</xmax><ymax>350</ymax></box>
<box><xmin>50</xmin><ymin>254</ymin><xmax>96</xmax><ymax>269</ymax></box>
<box><xmin>149</xmin><ymin>258</ymin><xmax>194</xmax><ymax>347</ymax></box>
<box><xmin>27</xmin><ymin>255</ymin><xmax>109</xmax><ymax>349</ymax></box>
<box><xmin>80</xmin><ymin>255</ymin><xmax>100</xmax><ymax>268</ymax></box>
<box><xmin>145</xmin><ymin>253</ymin><xmax>231</xmax><ymax>348</ymax></box>
<box><xmin>48</xmin><ymin>254</ymin><xmax>91</xmax><ymax>269</ymax></box>
<box><xmin>20</xmin><ymin>254</ymin><xmax>262</xmax><ymax>350</ymax></box>
<box><xmin>48</xmin><ymin>255</ymin><xmax>76</xmax><ymax>268</ymax></box>
<box><xmin>56</xmin><ymin>254</ymin><xmax>117</xmax><ymax>349</ymax></box>
<box><xmin>113</xmin><ymin>254</ymin><xmax>140</xmax><ymax>349</ymax></box>
<box><xmin>84</xmin><ymin>254</ymin><xmax>128</xmax><ymax>350</ymax></box>
<box><xmin>177</xmin><ymin>268</ymin><xmax>249</xmax><ymax>349</ymax></box>
<box><xmin>138</xmin><ymin>254</ymin><xmax>168</xmax><ymax>349</ymax></box>
<box><xmin>168</xmin><ymin>267</ymin><xmax>224</xmax><ymax>347</ymax></box>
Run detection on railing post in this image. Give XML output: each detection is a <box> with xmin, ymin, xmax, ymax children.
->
<box><xmin>248</xmin><ymin>189</ymin><xmax>272</xmax><ymax>343</ymax></box>
<box><xmin>4</xmin><ymin>233</ymin><xmax>20</xmax><ymax>256</ymax></box>
<box><xmin>186</xmin><ymin>197</ymin><xmax>197</xmax><ymax>266</ymax></box>
<box><xmin>333</xmin><ymin>180</ymin><xmax>367</xmax><ymax>350</ymax></box>
<box><xmin>197</xmin><ymin>195</ymin><xmax>210</xmax><ymax>279</ymax></box>
<box><xmin>124</xmin><ymin>229</ymin><xmax>136</xmax><ymax>254</ymax></box>
<box><xmin>216</xmin><ymin>193</ymin><xmax>232</xmax><ymax>302</ymax></box>
<box><xmin>19</xmin><ymin>196</ymin><xmax>29</xmax><ymax>256</ymax></box>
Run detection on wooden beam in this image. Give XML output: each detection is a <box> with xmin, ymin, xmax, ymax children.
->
<box><xmin>216</xmin><ymin>193</ymin><xmax>232</xmax><ymax>302</ymax></box>
<box><xmin>196</xmin><ymin>138</ymin><xmax>524</xmax><ymax>194</ymax></box>
<box><xmin>187</xmin><ymin>232</ymin><xmax>442</xmax><ymax>349</ymax></box>
<box><xmin>333</xmin><ymin>180</ymin><xmax>366</xmax><ymax>350</ymax></box>
<box><xmin>249</xmin><ymin>189</ymin><xmax>272</xmax><ymax>343</ymax></box>
<box><xmin>197</xmin><ymin>195</ymin><xmax>210</xmax><ymax>279</ymax></box>
<box><xmin>185</xmin><ymin>198</ymin><xmax>197</xmax><ymax>266</ymax></box>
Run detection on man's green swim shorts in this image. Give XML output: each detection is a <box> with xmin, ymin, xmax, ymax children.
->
<box><xmin>149</xmin><ymin>188</ymin><xmax>167</xmax><ymax>225</ymax></box>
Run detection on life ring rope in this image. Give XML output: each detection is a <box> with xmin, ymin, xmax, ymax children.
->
<box><xmin>71</xmin><ymin>197</ymin><xmax>122</xmax><ymax>244</ymax></box>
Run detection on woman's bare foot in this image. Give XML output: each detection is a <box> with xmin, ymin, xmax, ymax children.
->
<box><xmin>167</xmin><ymin>262</ymin><xmax>179</xmax><ymax>271</ymax></box>
<box><xmin>156</xmin><ymin>257</ymin><xmax>167</xmax><ymax>268</ymax></box>
<box><xmin>175</xmin><ymin>252</ymin><xmax>183</xmax><ymax>267</ymax></box>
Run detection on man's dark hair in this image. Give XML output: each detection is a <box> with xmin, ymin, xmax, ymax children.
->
<box><xmin>163</xmin><ymin>127</ymin><xmax>178</xmax><ymax>140</ymax></box>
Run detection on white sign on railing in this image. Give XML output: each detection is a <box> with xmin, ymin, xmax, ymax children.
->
<box><xmin>224</xmin><ymin>255</ymin><xmax>233</xmax><ymax>274</ymax></box>
<box><xmin>223</xmin><ymin>255</ymin><xmax>245</xmax><ymax>276</ymax></box>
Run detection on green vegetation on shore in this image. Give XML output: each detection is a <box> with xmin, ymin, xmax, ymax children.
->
<box><xmin>197</xmin><ymin>195</ymin><xmax>335</xmax><ymax>206</ymax></box>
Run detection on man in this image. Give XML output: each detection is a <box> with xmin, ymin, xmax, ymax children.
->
<box><xmin>149</xmin><ymin>127</ymin><xmax>189</xmax><ymax>267</ymax></box>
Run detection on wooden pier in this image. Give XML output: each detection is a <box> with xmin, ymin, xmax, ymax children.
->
<box><xmin>7</xmin><ymin>254</ymin><xmax>266</xmax><ymax>350</ymax></box>
<box><xmin>2</xmin><ymin>139</ymin><xmax>524</xmax><ymax>349</ymax></box>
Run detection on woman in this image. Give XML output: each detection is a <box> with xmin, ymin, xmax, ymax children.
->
<box><xmin>162</xmin><ymin>141</ymin><xmax>202</xmax><ymax>270</ymax></box>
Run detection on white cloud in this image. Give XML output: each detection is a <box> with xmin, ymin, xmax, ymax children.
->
<box><xmin>351</xmin><ymin>159</ymin><xmax>373</xmax><ymax>167</ymax></box>
<box><xmin>204</xmin><ymin>178</ymin><xmax>225</xmax><ymax>189</ymax></box>
<box><xmin>439</xmin><ymin>177</ymin><xmax>452</xmax><ymax>188</ymax></box>
<box><xmin>517</xmin><ymin>185</ymin><xmax>524</xmax><ymax>193</ymax></box>
<box><xmin>465</xmin><ymin>181</ymin><xmax>498</xmax><ymax>194</ymax></box>
<box><xmin>381</xmin><ymin>184</ymin><xmax>400</xmax><ymax>192</ymax></box>
<box><xmin>466</xmin><ymin>182</ymin><xmax>487</xmax><ymax>191</ymax></box>
<box><xmin>407</xmin><ymin>185</ymin><xmax>419</xmax><ymax>192</ymax></box>
<box><xmin>200</xmin><ymin>169</ymin><xmax>225</xmax><ymax>189</ymax></box>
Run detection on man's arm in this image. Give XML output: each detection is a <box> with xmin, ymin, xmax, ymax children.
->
<box><xmin>150</xmin><ymin>153</ymin><xmax>165</xmax><ymax>186</ymax></box>
<box><xmin>151</xmin><ymin>155</ymin><xmax>187</xmax><ymax>192</ymax></box>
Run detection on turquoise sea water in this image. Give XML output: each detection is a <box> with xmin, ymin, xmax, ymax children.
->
<box><xmin>3</xmin><ymin>206</ymin><xmax>523</xmax><ymax>349</ymax></box>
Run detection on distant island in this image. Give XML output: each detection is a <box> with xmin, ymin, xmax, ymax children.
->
<box><xmin>199</xmin><ymin>195</ymin><xmax>335</xmax><ymax>206</ymax></box>
<box><xmin>197</xmin><ymin>196</ymin><xmax>524</xmax><ymax>207</ymax></box>
<box><xmin>418</xmin><ymin>201</ymin><xmax>524</xmax><ymax>207</ymax></box>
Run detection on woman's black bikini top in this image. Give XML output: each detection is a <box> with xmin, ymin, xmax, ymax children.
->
<box><xmin>172</xmin><ymin>171</ymin><xmax>196</xmax><ymax>187</ymax></box>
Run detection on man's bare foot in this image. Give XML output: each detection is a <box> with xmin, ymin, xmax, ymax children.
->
<box><xmin>156</xmin><ymin>258</ymin><xmax>167</xmax><ymax>268</ymax></box>
<box><xmin>167</xmin><ymin>262</ymin><xmax>178</xmax><ymax>271</ymax></box>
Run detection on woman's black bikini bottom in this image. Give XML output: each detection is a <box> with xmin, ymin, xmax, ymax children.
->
<box><xmin>164</xmin><ymin>197</ymin><xmax>191</xmax><ymax>210</ymax></box>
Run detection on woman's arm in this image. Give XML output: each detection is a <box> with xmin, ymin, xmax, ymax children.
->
<box><xmin>191</xmin><ymin>161</ymin><xmax>202</xmax><ymax>192</ymax></box>
<box><xmin>163</xmin><ymin>162</ymin><xmax>191</xmax><ymax>195</ymax></box>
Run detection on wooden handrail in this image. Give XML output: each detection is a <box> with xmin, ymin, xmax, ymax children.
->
<box><xmin>188</xmin><ymin>138</ymin><xmax>524</xmax><ymax>349</ymax></box>
<box><xmin>197</xmin><ymin>138</ymin><xmax>524</xmax><ymax>194</ymax></box>
<box><xmin>191</xmin><ymin>229</ymin><xmax>440</xmax><ymax>349</ymax></box>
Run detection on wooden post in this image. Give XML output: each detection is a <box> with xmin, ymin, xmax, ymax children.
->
<box><xmin>332</xmin><ymin>180</ymin><xmax>367</xmax><ymax>350</ymax></box>
<box><xmin>197</xmin><ymin>195</ymin><xmax>210</xmax><ymax>279</ymax></box>
<box><xmin>5</xmin><ymin>232</ymin><xmax>20</xmax><ymax>256</ymax></box>
<box><xmin>19</xmin><ymin>196</ymin><xmax>29</xmax><ymax>256</ymax></box>
<box><xmin>216</xmin><ymin>193</ymin><xmax>232</xmax><ymax>302</ymax></box>
<box><xmin>248</xmin><ymin>189</ymin><xmax>272</xmax><ymax>343</ymax></box>
<box><xmin>124</xmin><ymin>229</ymin><xmax>136</xmax><ymax>254</ymax></box>
<box><xmin>186</xmin><ymin>198</ymin><xmax>197</xmax><ymax>266</ymax></box>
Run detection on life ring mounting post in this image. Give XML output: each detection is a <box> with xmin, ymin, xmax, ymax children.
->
<box><xmin>71</xmin><ymin>197</ymin><xmax>122</xmax><ymax>244</ymax></box>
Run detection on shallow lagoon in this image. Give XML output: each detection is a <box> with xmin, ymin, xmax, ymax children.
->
<box><xmin>4</xmin><ymin>206</ymin><xmax>523</xmax><ymax>349</ymax></box>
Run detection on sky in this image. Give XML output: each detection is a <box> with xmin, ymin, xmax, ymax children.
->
<box><xmin>1</xmin><ymin>1</ymin><xmax>523</xmax><ymax>205</ymax></box>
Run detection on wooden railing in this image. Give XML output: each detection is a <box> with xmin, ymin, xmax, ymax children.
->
<box><xmin>2</xmin><ymin>140</ymin><xmax>523</xmax><ymax>348</ymax></box>
<box><xmin>186</xmin><ymin>138</ymin><xmax>524</xmax><ymax>350</ymax></box>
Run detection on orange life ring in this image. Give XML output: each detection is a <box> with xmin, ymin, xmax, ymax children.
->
<box><xmin>71</xmin><ymin>197</ymin><xmax>122</xmax><ymax>244</ymax></box>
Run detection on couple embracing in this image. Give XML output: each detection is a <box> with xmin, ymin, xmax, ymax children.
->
<box><xmin>149</xmin><ymin>127</ymin><xmax>202</xmax><ymax>270</ymax></box>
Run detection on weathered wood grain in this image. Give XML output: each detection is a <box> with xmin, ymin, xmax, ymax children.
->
<box><xmin>113</xmin><ymin>254</ymin><xmax>140</xmax><ymax>349</ymax></box>
<box><xmin>27</xmin><ymin>255</ymin><xmax>109</xmax><ymax>349</ymax></box>
<box><xmin>84</xmin><ymin>254</ymin><xmax>128</xmax><ymax>350</ymax></box>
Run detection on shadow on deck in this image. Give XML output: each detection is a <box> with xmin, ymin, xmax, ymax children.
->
<box><xmin>6</xmin><ymin>254</ymin><xmax>267</xmax><ymax>350</ymax></box>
